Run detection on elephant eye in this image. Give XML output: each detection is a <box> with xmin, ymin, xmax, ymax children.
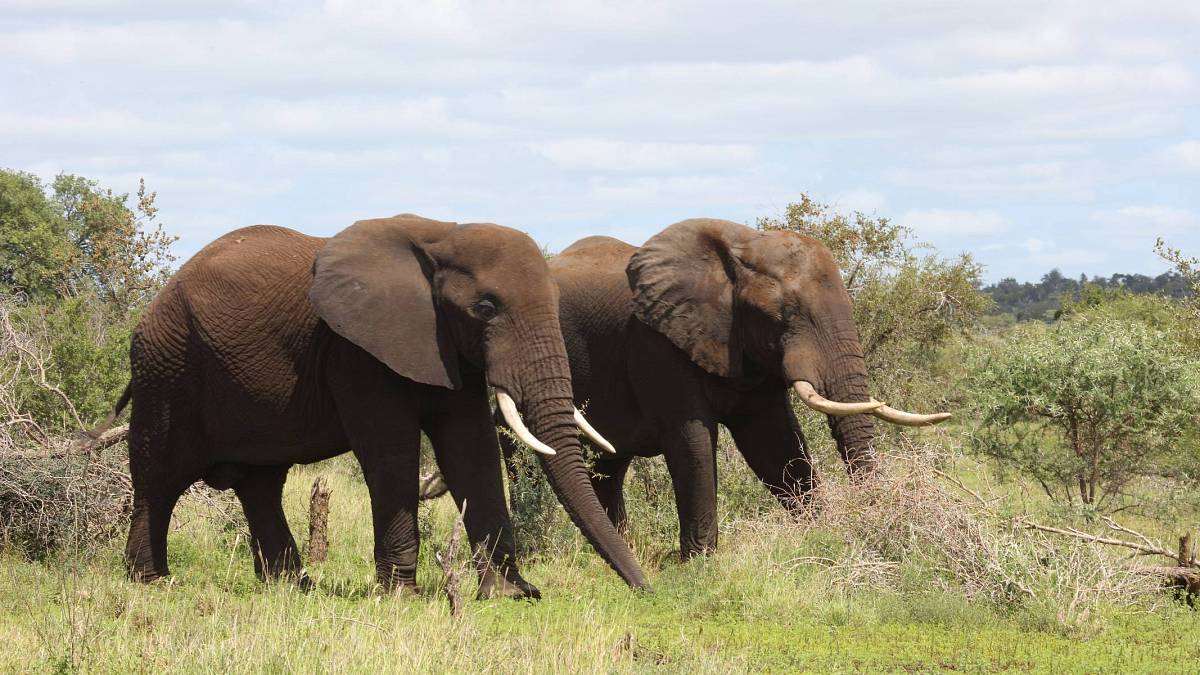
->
<box><xmin>472</xmin><ymin>297</ymin><xmax>498</xmax><ymax>321</ymax></box>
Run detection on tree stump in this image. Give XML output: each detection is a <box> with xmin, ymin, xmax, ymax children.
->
<box><xmin>437</xmin><ymin>502</ymin><xmax>466</xmax><ymax>617</ymax></box>
<box><xmin>308</xmin><ymin>477</ymin><xmax>331</xmax><ymax>563</ymax></box>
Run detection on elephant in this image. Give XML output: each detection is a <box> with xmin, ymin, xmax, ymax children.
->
<box><xmin>486</xmin><ymin>218</ymin><xmax>950</xmax><ymax>559</ymax></box>
<box><xmin>95</xmin><ymin>213</ymin><xmax>647</xmax><ymax>598</ymax></box>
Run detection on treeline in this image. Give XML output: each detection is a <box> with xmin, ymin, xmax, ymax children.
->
<box><xmin>982</xmin><ymin>269</ymin><xmax>1193</xmax><ymax>322</ymax></box>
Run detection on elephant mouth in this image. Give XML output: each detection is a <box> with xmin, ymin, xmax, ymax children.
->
<box><xmin>494</xmin><ymin>389</ymin><xmax>616</xmax><ymax>455</ymax></box>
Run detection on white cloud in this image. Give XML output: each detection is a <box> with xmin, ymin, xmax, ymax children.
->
<box><xmin>832</xmin><ymin>189</ymin><xmax>887</xmax><ymax>214</ymax></box>
<box><xmin>901</xmin><ymin>209</ymin><xmax>1008</xmax><ymax>236</ymax></box>
<box><xmin>530</xmin><ymin>139</ymin><xmax>757</xmax><ymax>173</ymax></box>
<box><xmin>1</xmin><ymin>0</ymin><xmax>1198</xmax><ymax>279</ymax></box>
<box><xmin>1163</xmin><ymin>140</ymin><xmax>1200</xmax><ymax>171</ymax></box>
<box><xmin>1092</xmin><ymin>205</ymin><xmax>1197</xmax><ymax>234</ymax></box>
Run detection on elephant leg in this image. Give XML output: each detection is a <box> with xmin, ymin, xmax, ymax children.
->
<box><xmin>726</xmin><ymin>391</ymin><xmax>815</xmax><ymax>515</ymax></box>
<box><xmin>125</xmin><ymin>487</ymin><xmax>184</xmax><ymax>582</ymax></box>
<box><xmin>660</xmin><ymin>417</ymin><xmax>720</xmax><ymax>560</ymax></box>
<box><xmin>352</xmin><ymin>430</ymin><xmax>422</xmax><ymax>593</ymax></box>
<box><xmin>425</xmin><ymin>381</ymin><xmax>538</xmax><ymax>600</ymax></box>
<box><xmin>592</xmin><ymin>455</ymin><xmax>632</xmax><ymax>534</ymax></box>
<box><xmin>232</xmin><ymin>464</ymin><xmax>308</xmax><ymax>586</ymax></box>
<box><xmin>124</xmin><ymin>399</ymin><xmax>198</xmax><ymax>582</ymax></box>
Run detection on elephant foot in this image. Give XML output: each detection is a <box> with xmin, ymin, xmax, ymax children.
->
<box><xmin>476</xmin><ymin>569</ymin><xmax>541</xmax><ymax>600</ymax></box>
<box><xmin>267</xmin><ymin>568</ymin><xmax>314</xmax><ymax>592</ymax></box>
<box><xmin>375</xmin><ymin>572</ymin><xmax>420</xmax><ymax>597</ymax></box>
<box><xmin>127</xmin><ymin>567</ymin><xmax>170</xmax><ymax>584</ymax></box>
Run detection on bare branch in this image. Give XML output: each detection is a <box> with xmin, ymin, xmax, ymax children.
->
<box><xmin>1017</xmin><ymin>518</ymin><xmax>1195</xmax><ymax>567</ymax></box>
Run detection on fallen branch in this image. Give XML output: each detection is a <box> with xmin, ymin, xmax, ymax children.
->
<box><xmin>1134</xmin><ymin>566</ymin><xmax>1200</xmax><ymax>598</ymax></box>
<box><xmin>77</xmin><ymin>424</ymin><xmax>129</xmax><ymax>453</ymax></box>
<box><xmin>1017</xmin><ymin>518</ymin><xmax>1198</xmax><ymax>568</ymax></box>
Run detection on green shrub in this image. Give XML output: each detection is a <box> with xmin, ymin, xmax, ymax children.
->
<box><xmin>965</xmin><ymin>313</ymin><xmax>1200</xmax><ymax>509</ymax></box>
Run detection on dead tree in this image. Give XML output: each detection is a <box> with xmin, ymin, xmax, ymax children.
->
<box><xmin>307</xmin><ymin>476</ymin><xmax>331</xmax><ymax>563</ymax></box>
<box><xmin>436</xmin><ymin>501</ymin><xmax>466</xmax><ymax>616</ymax></box>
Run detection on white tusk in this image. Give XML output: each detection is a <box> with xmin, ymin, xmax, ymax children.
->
<box><xmin>869</xmin><ymin>400</ymin><xmax>952</xmax><ymax>427</ymax></box>
<box><xmin>574</xmin><ymin>408</ymin><xmax>616</xmax><ymax>454</ymax></box>
<box><xmin>791</xmin><ymin>381</ymin><xmax>883</xmax><ymax>416</ymax></box>
<box><xmin>496</xmin><ymin>390</ymin><xmax>557</xmax><ymax>456</ymax></box>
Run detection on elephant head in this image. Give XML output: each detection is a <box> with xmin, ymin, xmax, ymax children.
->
<box><xmin>309</xmin><ymin>214</ymin><xmax>647</xmax><ymax>588</ymax></box>
<box><xmin>626</xmin><ymin>218</ymin><xmax>949</xmax><ymax>475</ymax></box>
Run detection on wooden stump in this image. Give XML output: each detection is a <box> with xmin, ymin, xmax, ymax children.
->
<box><xmin>437</xmin><ymin>502</ymin><xmax>466</xmax><ymax>617</ymax></box>
<box><xmin>308</xmin><ymin>477</ymin><xmax>331</xmax><ymax>563</ymax></box>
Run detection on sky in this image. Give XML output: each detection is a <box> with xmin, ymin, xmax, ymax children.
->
<box><xmin>2</xmin><ymin>1</ymin><xmax>1198</xmax><ymax>282</ymax></box>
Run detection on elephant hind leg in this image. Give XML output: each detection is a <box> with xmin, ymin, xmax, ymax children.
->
<box><xmin>124</xmin><ymin>401</ymin><xmax>202</xmax><ymax>583</ymax></box>
<box><xmin>232</xmin><ymin>464</ymin><xmax>307</xmax><ymax>586</ymax></box>
<box><xmin>125</xmin><ymin>487</ymin><xmax>185</xmax><ymax>582</ymax></box>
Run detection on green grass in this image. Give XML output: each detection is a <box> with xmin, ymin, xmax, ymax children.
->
<box><xmin>2</xmin><ymin>456</ymin><xmax>1198</xmax><ymax>674</ymax></box>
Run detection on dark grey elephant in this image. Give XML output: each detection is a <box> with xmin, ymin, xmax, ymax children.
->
<box><xmin>478</xmin><ymin>219</ymin><xmax>949</xmax><ymax>559</ymax></box>
<box><xmin>96</xmin><ymin>214</ymin><xmax>647</xmax><ymax>597</ymax></box>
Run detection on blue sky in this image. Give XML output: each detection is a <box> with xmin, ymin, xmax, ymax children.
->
<box><xmin>3</xmin><ymin>1</ymin><xmax>1198</xmax><ymax>282</ymax></box>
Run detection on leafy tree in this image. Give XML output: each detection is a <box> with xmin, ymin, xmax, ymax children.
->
<box><xmin>1156</xmin><ymin>238</ymin><xmax>1200</xmax><ymax>322</ymax></box>
<box><xmin>983</xmin><ymin>268</ymin><xmax>1191</xmax><ymax>323</ymax></box>
<box><xmin>0</xmin><ymin>169</ymin><xmax>175</xmax><ymax>313</ymax></box>
<box><xmin>965</xmin><ymin>312</ymin><xmax>1200</xmax><ymax>509</ymax></box>
<box><xmin>0</xmin><ymin>169</ymin><xmax>177</xmax><ymax>432</ymax></box>
<box><xmin>758</xmin><ymin>194</ymin><xmax>989</xmax><ymax>407</ymax></box>
<box><xmin>0</xmin><ymin>171</ymin><xmax>76</xmax><ymax>300</ymax></box>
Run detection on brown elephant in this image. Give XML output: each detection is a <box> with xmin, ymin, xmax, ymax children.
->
<box><xmin>99</xmin><ymin>214</ymin><xmax>647</xmax><ymax>598</ymax></box>
<box><xmin>490</xmin><ymin>218</ymin><xmax>949</xmax><ymax>559</ymax></box>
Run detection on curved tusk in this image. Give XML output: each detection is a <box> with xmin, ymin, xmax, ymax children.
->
<box><xmin>791</xmin><ymin>381</ymin><xmax>883</xmax><ymax>416</ymax></box>
<box><xmin>574</xmin><ymin>408</ymin><xmax>616</xmax><ymax>454</ymax></box>
<box><xmin>869</xmin><ymin>400</ymin><xmax>952</xmax><ymax>427</ymax></box>
<box><xmin>496</xmin><ymin>390</ymin><xmax>557</xmax><ymax>456</ymax></box>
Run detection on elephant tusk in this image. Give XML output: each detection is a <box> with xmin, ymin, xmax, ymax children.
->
<box><xmin>418</xmin><ymin>471</ymin><xmax>449</xmax><ymax>500</ymax></box>
<box><xmin>496</xmin><ymin>390</ymin><xmax>557</xmax><ymax>456</ymax></box>
<box><xmin>791</xmin><ymin>381</ymin><xmax>883</xmax><ymax>416</ymax></box>
<box><xmin>869</xmin><ymin>400</ymin><xmax>952</xmax><ymax>427</ymax></box>
<box><xmin>574</xmin><ymin>408</ymin><xmax>616</xmax><ymax>454</ymax></box>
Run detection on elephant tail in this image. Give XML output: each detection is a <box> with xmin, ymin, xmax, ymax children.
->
<box><xmin>80</xmin><ymin>381</ymin><xmax>132</xmax><ymax>441</ymax></box>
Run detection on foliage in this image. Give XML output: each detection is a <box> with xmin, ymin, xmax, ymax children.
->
<box><xmin>757</xmin><ymin>193</ymin><xmax>989</xmax><ymax>414</ymax></box>
<box><xmin>0</xmin><ymin>170</ymin><xmax>174</xmax><ymax>434</ymax></box>
<box><xmin>1156</xmin><ymin>238</ymin><xmax>1200</xmax><ymax>322</ymax></box>
<box><xmin>965</xmin><ymin>311</ymin><xmax>1200</xmax><ymax>509</ymax></box>
<box><xmin>983</xmin><ymin>268</ymin><xmax>1191</xmax><ymax>323</ymax></box>
<box><xmin>0</xmin><ymin>169</ymin><xmax>176</xmax><ymax>310</ymax></box>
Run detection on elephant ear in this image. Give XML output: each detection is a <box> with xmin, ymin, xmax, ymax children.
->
<box><xmin>626</xmin><ymin>219</ymin><xmax>747</xmax><ymax>378</ymax></box>
<box><xmin>310</xmin><ymin>218</ymin><xmax>461</xmax><ymax>389</ymax></box>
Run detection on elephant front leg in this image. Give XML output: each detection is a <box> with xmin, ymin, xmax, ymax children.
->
<box><xmin>726</xmin><ymin>390</ymin><xmax>816</xmax><ymax>515</ymax></box>
<box><xmin>425</xmin><ymin>381</ymin><xmax>539</xmax><ymax>600</ymax></box>
<box><xmin>232</xmin><ymin>464</ymin><xmax>309</xmax><ymax>587</ymax></box>
<box><xmin>660</xmin><ymin>417</ymin><xmax>720</xmax><ymax>560</ymax></box>
<box><xmin>354</xmin><ymin>446</ymin><xmax>422</xmax><ymax>593</ymax></box>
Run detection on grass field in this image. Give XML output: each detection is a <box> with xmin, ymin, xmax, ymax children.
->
<box><xmin>2</xmin><ymin>450</ymin><xmax>1198</xmax><ymax>674</ymax></box>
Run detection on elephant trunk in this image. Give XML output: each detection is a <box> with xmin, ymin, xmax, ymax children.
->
<box><xmin>502</xmin><ymin>322</ymin><xmax>649</xmax><ymax>589</ymax></box>
<box><xmin>785</xmin><ymin>318</ymin><xmax>878</xmax><ymax>477</ymax></box>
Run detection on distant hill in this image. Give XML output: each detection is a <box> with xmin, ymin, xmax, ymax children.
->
<box><xmin>982</xmin><ymin>270</ymin><xmax>1192</xmax><ymax>322</ymax></box>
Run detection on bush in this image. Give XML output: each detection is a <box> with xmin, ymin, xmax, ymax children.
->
<box><xmin>965</xmin><ymin>312</ymin><xmax>1200</xmax><ymax>509</ymax></box>
<box><xmin>0</xmin><ymin>170</ymin><xmax>179</xmax><ymax>558</ymax></box>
